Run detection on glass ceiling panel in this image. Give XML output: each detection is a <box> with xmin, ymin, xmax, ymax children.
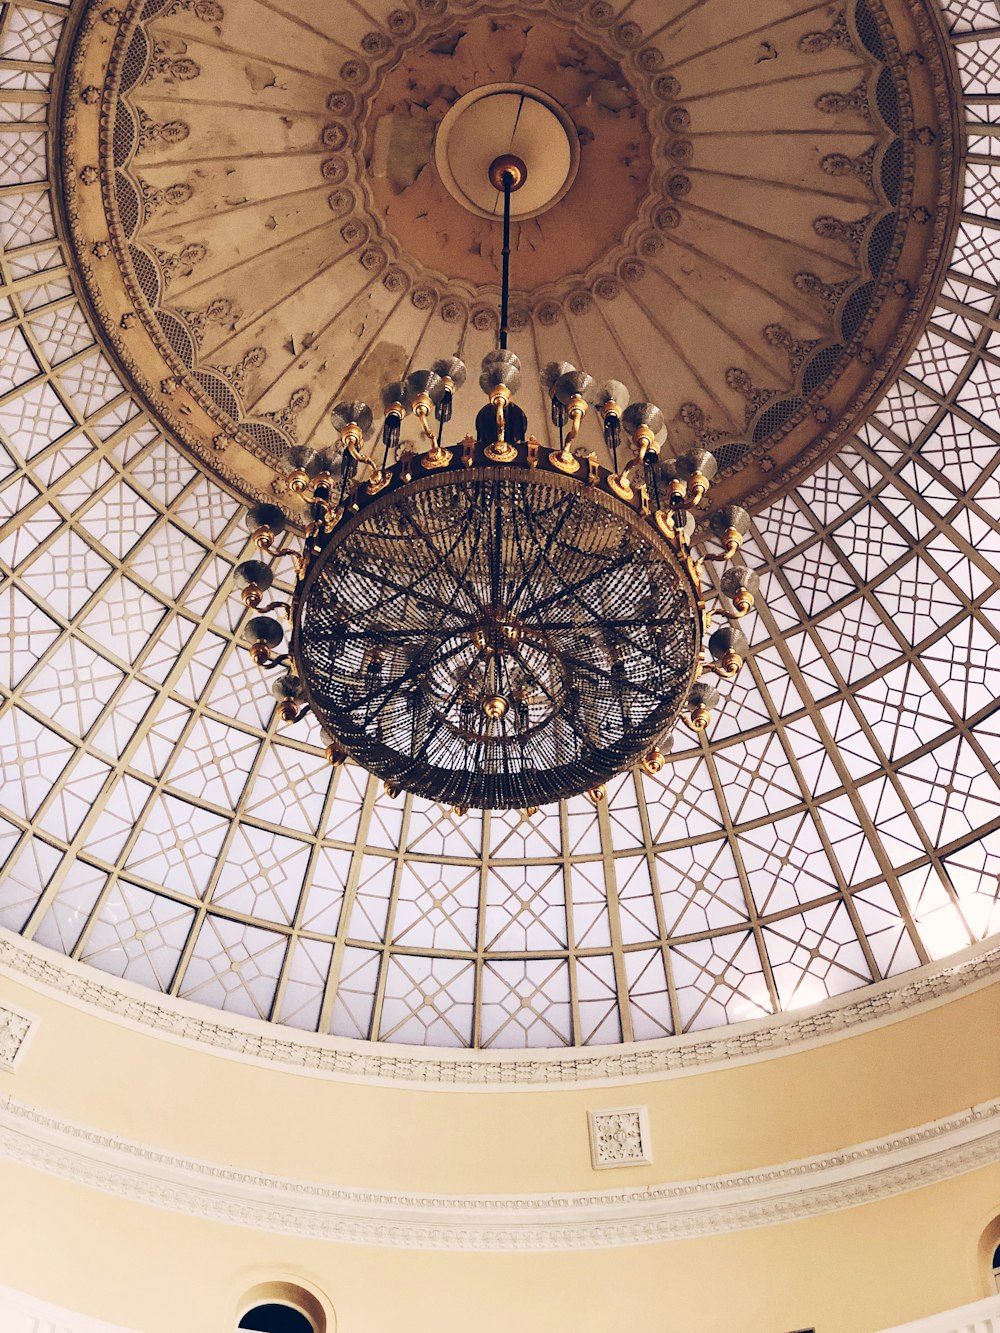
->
<box><xmin>0</xmin><ymin>0</ymin><xmax>998</xmax><ymax>1048</ymax></box>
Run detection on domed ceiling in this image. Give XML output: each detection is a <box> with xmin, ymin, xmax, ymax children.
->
<box><xmin>61</xmin><ymin>0</ymin><xmax>956</xmax><ymax>512</ymax></box>
<box><xmin>0</xmin><ymin>0</ymin><xmax>998</xmax><ymax>1049</ymax></box>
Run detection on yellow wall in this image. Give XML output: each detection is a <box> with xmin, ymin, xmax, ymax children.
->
<box><xmin>2</xmin><ymin>1162</ymin><xmax>999</xmax><ymax>1333</ymax></box>
<box><xmin>4</xmin><ymin>972</ymin><xmax>999</xmax><ymax>1193</ymax></box>
<box><xmin>1</xmin><ymin>963</ymin><xmax>999</xmax><ymax>1333</ymax></box>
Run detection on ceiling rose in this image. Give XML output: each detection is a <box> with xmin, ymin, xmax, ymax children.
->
<box><xmin>58</xmin><ymin>0</ymin><xmax>959</xmax><ymax>516</ymax></box>
<box><xmin>434</xmin><ymin>84</ymin><xmax>580</xmax><ymax>220</ymax></box>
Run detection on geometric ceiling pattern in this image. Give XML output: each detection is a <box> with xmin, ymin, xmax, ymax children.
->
<box><xmin>1</xmin><ymin>0</ymin><xmax>999</xmax><ymax>1048</ymax></box>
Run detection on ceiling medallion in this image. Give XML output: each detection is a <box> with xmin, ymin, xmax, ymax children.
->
<box><xmin>434</xmin><ymin>84</ymin><xmax>581</xmax><ymax>220</ymax></box>
<box><xmin>233</xmin><ymin>156</ymin><xmax>758</xmax><ymax>810</ymax></box>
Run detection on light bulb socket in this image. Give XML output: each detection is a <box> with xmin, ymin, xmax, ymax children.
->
<box><xmin>686</xmin><ymin>471</ymin><xmax>711</xmax><ymax>505</ymax></box>
<box><xmin>233</xmin><ymin>560</ymin><xmax>273</xmax><ymax>591</ymax></box>
<box><xmin>246</xmin><ymin>502</ymin><xmax>287</xmax><ymax>536</ymax></box>
<box><xmin>243</xmin><ymin>614</ymin><xmax>283</xmax><ymax>648</ymax></box>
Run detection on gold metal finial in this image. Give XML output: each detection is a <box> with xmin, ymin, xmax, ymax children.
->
<box><xmin>639</xmin><ymin>748</ymin><xmax>667</xmax><ymax>775</ymax></box>
<box><xmin>488</xmin><ymin>153</ymin><xmax>528</xmax><ymax>192</ymax></box>
<box><xmin>482</xmin><ymin>694</ymin><xmax>509</xmax><ymax>720</ymax></box>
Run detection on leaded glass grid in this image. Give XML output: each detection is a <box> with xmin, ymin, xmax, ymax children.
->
<box><xmin>0</xmin><ymin>0</ymin><xmax>998</xmax><ymax>1048</ymax></box>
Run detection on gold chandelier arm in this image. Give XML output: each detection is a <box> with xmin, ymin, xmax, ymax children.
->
<box><xmin>563</xmin><ymin>393</ymin><xmax>587</xmax><ymax>444</ymax></box>
<box><xmin>702</xmin><ymin>660</ymin><xmax>741</xmax><ymax>680</ymax></box>
<box><xmin>252</xmin><ymin>530</ymin><xmax>304</xmax><ymax>563</ymax></box>
<box><xmin>409</xmin><ymin>392</ymin><xmax>439</xmax><ymax>446</ymax></box>
<box><xmin>701</xmin><ymin>543</ymin><xmax>742</xmax><ymax>563</ymax></box>
<box><xmin>679</xmin><ymin>711</ymin><xmax>710</xmax><ymax>733</ymax></box>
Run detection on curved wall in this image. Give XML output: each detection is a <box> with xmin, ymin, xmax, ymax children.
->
<box><xmin>1</xmin><ymin>936</ymin><xmax>998</xmax><ymax>1332</ymax></box>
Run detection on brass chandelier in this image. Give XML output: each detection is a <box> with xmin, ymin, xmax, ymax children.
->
<box><xmin>231</xmin><ymin>155</ymin><xmax>758</xmax><ymax>811</ymax></box>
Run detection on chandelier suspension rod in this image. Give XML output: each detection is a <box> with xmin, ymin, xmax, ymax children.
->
<box><xmin>499</xmin><ymin>169</ymin><xmax>513</xmax><ymax>351</ymax></box>
<box><xmin>489</xmin><ymin>152</ymin><xmax>526</xmax><ymax>352</ymax></box>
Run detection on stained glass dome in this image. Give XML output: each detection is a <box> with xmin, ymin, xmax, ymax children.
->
<box><xmin>0</xmin><ymin>0</ymin><xmax>997</xmax><ymax>1049</ymax></box>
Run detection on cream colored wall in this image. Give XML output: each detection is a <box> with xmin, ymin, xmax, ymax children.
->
<box><xmin>1</xmin><ymin>964</ymin><xmax>999</xmax><ymax>1333</ymax></box>
<box><xmin>2</xmin><ymin>1161</ymin><xmax>999</xmax><ymax>1333</ymax></box>
<box><xmin>3</xmin><ymin>970</ymin><xmax>998</xmax><ymax>1194</ymax></box>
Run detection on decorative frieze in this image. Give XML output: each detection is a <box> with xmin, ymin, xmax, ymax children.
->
<box><xmin>0</xmin><ymin>1095</ymin><xmax>997</xmax><ymax>1251</ymax></box>
<box><xmin>0</xmin><ymin>933</ymin><xmax>997</xmax><ymax>1088</ymax></box>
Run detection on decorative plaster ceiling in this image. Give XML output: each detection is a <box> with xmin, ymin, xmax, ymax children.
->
<box><xmin>0</xmin><ymin>0</ymin><xmax>997</xmax><ymax>1050</ymax></box>
<box><xmin>59</xmin><ymin>0</ymin><xmax>958</xmax><ymax>514</ymax></box>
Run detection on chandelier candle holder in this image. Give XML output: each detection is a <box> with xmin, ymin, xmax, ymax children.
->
<box><xmin>231</xmin><ymin>154</ymin><xmax>758</xmax><ymax>811</ymax></box>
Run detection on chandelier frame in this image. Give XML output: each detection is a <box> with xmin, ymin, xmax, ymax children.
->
<box><xmin>287</xmin><ymin>439</ymin><xmax>707</xmax><ymax>811</ymax></box>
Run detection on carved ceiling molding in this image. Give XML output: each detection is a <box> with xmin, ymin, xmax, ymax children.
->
<box><xmin>1</xmin><ymin>1091</ymin><xmax>997</xmax><ymax>1249</ymax></box>
<box><xmin>1</xmin><ymin>932</ymin><xmax>997</xmax><ymax>1088</ymax></box>
<box><xmin>329</xmin><ymin>2</ymin><xmax>678</xmax><ymax>307</ymax></box>
<box><xmin>55</xmin><ymin>0</ymin><xmax>961</xmax><ymax>512</ymax></box>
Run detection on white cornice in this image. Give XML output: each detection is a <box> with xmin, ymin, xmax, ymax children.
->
<box><xmin>2</xmin><ymin>931</ymin><xmax>999</xmax><ymax>1088</ymax></box>
<box><xmin>0</xmin><ymin>1284</ymin><xmax>140</xmax><ymax>1333</ymax></box>
<box><xmin>1</xmin><ymin>1094</ymin><xmax>998</xmax><ymax>1250</ymax></box>
<box><xmin>879</xmin><ymin>1295</ymin><xmax>1000</xmax><ymax>1332</ymax></box>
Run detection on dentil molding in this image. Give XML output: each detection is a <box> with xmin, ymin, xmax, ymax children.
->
<box><xmin>1</xmin><ymin>931</ymin><xmax>998</xmax><ymax>1088</ymax></box>
<box><xmin>0</xmin><ymin>1094</ymin><xmax>998</xmax><ymax>1251</ymax></box>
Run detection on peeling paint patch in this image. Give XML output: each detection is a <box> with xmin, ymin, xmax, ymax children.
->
<box><xmin>244</xmin><ymin>61</ymin><xmax>276</xmax><ymax>92</ymax></box>
<box><xmin>590</xmin><ymin>79</ymin><xmax>636</xmax><ymax>113</ymax></box>
<box><xmin>430</xmin><ymin>31</ymin><xmax>465</xmax><ymax>57</ymax></box>
<box><xmin>371</xmin><ymin>114</ymin><xmax>435</xmax><ymax>194</ymax></box>
<box><xmin>338</xmin><ymin>341</ymin><xmax>409</xmax><ymax>414</ymax></box>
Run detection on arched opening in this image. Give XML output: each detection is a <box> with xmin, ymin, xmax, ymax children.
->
<box><xmin>239</xmin><ymin>1304</ymin><xmax>315</xmax><ymax>1333</ymax></box>
<box><xmin>977</xmin><ymin>1217</ymin><xmax>1000</xmax><ymax>1297</ymax></box>
<box><xmin>236</xmin><ymin>1282</ymin><xmax>329</xmax><ymax>1333</ymax></box>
